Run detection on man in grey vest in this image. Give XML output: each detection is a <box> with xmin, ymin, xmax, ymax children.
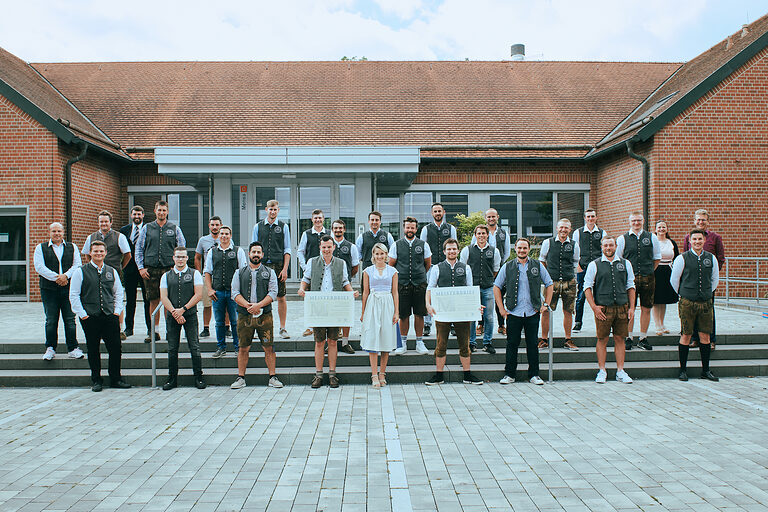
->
<box><xmin>135</xmin><ymin>200</ymin><xmax>186</xmax><ymax>342</ymax></box>
<box><xmin>356</xmin><ymin>210</ymin><xmax>395</xmax><ymax>270</ymax></box>
<box><xmin>297</xmin><ymin>208</ymin><xmax>328</xmax><ymax>337</ymax></box>
<box><xmin>539</xmin><ymin>219</ymin><xmax>580</xmax><ymax>351</ymax></box>
<box><xmin>389</xmin><ymin>217</ymin><xmax>432</xmax><ymax>355</ymax></box>
<box><xmin>69</xmin><ymin>241</ymin><xmax>130</xmax><ymax>392</ymax></box>
<box><xmin>159</xmin><ymin>247</ymin><xmax>206</xmax><ymax>390</ymax></box>
<box><xmin>460</xmin><ymin>224</ymin><xmax>501</xmax><ymax>353</ymax></box>
<box><xmin>584</xmin><ymin>237</ymin><xmax>636</xmax><ymax>384</ymax></box>
<box><xmin>572</xmin><ymin>209</ymin><xmax>605</xmax><ymax>332</ymax></box>
<box><xmin>195</xmin><ymin>215</ymin><xmax>222</xmax><ymax>338</ymax></box>
<box><xmin>472</xmin><ymin>208</ymin><xmax>511</xmax><ymax>336</ymax></box>
<box><xmin>617</xmin><ymin>211</ymin><xmax>661</xmax><ymax>351</ymax></box>
<box><xmin>494</xmin><ymin>238</ymin><xmax>553</xmax><ymax>385</ymax></box>
<box><xmin>670</xmin><ymin>229</ymin><xmax>720</xmax><ymax>382</ymax></box>
<box><xmin>231</xmin><ymin>241</ymin><xmax>281</xmax><ymax>390</ymax></box>
<box><xmin>298</xmin><ymin>236</ymin><xmax>358</xmax><ymax>389</ymax></box>
<box><xmin>425</xmin><ymin>238</ymin><xmax>482</xmax><ymax>385</ymax></box>
<box><xmin>204</xmin><ymin>226</ymin><xmax>247</xmax><ymax>358</ymax></box>
<box><xmin>420</xmin><ymin>202</ymin><xmax>457</xmax><ymax>336</ymax></box>
<box><xmin>252</xmin><ymin>200</ymin><xmax>292</xmax><ymax>340</ymax></box>
<box><xmin>82</xmin><ymin>210</ymin><xmax>131</xmax><ymax>339</ymax></box>
<box><xmin>34</xmin><ymin>222</ymin><xmax>83</xmax><ymax>361</ymax></box>
<box><xmin>332</xmin><ymin>219</ymin><xmax>360</xmax><ymax>353</ymax></box>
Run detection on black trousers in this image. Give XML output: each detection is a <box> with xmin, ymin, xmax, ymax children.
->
<box><xmin>495</xmin><ymin>285</ymin><xmax>506</xmax><ymax>328</ymax></box>
<box><xmin>124</xmin><ymin>267</ymin><xmax>150</xmax><ymax>333</ymax></box>
<box><xmin>505</xmin><ymin>313</ymin><xmax>540</xmax><ymax>379</ymax></box>
<box><xmin>166</xmin><ymin>313</ymin><xmax>203</xmax><ymax>378</ymax></box>
<box><xmin>81</xmin><ymin>313</ymin><xmax>122</xmax><ymax>384</ymax></box>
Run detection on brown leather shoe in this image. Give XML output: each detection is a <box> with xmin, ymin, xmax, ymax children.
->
<box><xmin>710</xmin><ymin>342</ymin><xmax>716</xmax><ymax>351</ymax></box>
<box><xmin>340</xmin><ymin>343</ymin><xmax>355</xmax><ymax>354</ymax></box>
<box><xmin>303</xmin><ymin>328</ymin><xmax>314</xmax><ymax>337</ymax></box>
<box><xmin>538</xmin><ymin>339</ymin><xmax>548</xmax><ymax>349</ymax></box>
<box><xmin>329</xmin><ymin>374</ymin><xmax>340</xmax><ymax>388</ymax></box>
<box><xmin>498</xmin><ymin>326</ymin><xmax>506</xmax><ymax>335</ymax></box>
<box><xmin>563</xmin><ymin>339</ymin><xmax>579</xmax><ymax>351</ymax></box>
<box><xmin>311</xmin><ymin>375</ymin><xmax>323</xmax><ymax>388</ymax></box>
<box><xmin>120</xmin><ymin>331</ymin><xmax>127</xmax><ymax>341</ymax></box>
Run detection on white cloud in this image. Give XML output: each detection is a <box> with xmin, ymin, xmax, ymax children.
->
<box><xmin>372</xmin><ymin>0</ymin><xmax>424</xmax><ymax>19</ymax></box>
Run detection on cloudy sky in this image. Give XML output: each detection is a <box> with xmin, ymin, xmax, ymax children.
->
<box><xmin>1</xmin><ymin>0</ymin><xmax>764</xmax><ymax>63</ymax></box>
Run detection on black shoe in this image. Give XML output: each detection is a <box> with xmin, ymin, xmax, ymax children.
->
<box><xmin>162</xmin><ymin>379</ymin><xmax>177</xmax><ymax>391</ymax></box>
<box><xmin>450</xmin><ymin>327</ymin><xmax>456</xmax><ymax>336</ymax></box>
<box><xmin>573</xmin><ymin>322</ymin><xmax>582</xmax><ymax>332</ymax></box>
<box><xmin>700</xmin><ymin>370</ymin><xmax>719</xmax><ymax>382</ymax></box>
<box><xmin>91</xmin><ymin>382</ymin><xmax>103</xmax><ymax>392</ymax></box>
<box><xmin>462</xmin><ymin>373</ymin><xmax>483</xmax><ymax>385</ymax></box>
<box><xmin>195</xmin><ymin>377</ymin><xmax>207</xmax><ymax>389</ymax></box>
<box><xmin>225</xmin><ymin>326</ymin><xmax>232</xmax><ymax>338</ymax></box>
<box><xmin>678</xmin><ymin>371</ymin><xmax>688</xmax><ymax>381</ymax></box>
<box><xmin>469</xmin><ymin>344</ymin><xmax>477</xmax><ymax>353</ymax></box>
<box><xmin>425</xmin><ymin>373</ymin><xmax>444</xmax><ymax>386</ymax></box>
<box><xmin>483</xmin><ymin>345</ymin><xmax>496</xmax><ymax>355</ymax></box>
<box><xmin>625</xmin><ymin>337</ymin><xmax>633</xmax><ymax>351</ymax></box>
<box><xmin>423</xmin><ymin>325</ymin><xmax>431</xmax><ymax>336</ymax></box>
<box><xmin>638</xmin><ymin>339</ymin><xmax>653</xmax><ymax>351</ymax></box>
<box><xmin>340</xmin><ymin>343</ymin><xmax>356</xmax><ymax>354</ymax></box>
<box><xmin>110</xmin><ymin>380</ymin><xmax>132</xmax><ymax>389</ymax></box>
<box><xmin>199</xmin><ymin>327</ymin><xmax>210</xmax><ymax>338</ymax></box>
<box><xmin>123</xmin><ymin>329</ymin><xmax>133</xmax><ymax>337</ymax></box>
<box><xmin>144</xmin><ymin>333</ymin><xmax>160</xmax><ymax>343</ymax></box>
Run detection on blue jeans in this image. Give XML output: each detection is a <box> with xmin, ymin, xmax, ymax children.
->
<box><xmin>41</xmin><ymin>286</ymin><xmax>78</xmax><ymax>351</ymax></box>
<box><xmin>470</xmin><ymin>287</ymin><xmax>495</xmax><ymax>346</ymax></box>
<box><xmin>574</xmin><ymin>270</ymin><xmax>586</xmax><ymax>324</ymax></box>
<box><xmin>212</xmin><ymin>290</ymin><xmax>239</xmax><ymax>350</ymax></box>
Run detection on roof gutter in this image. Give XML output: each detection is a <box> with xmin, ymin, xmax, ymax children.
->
<box><xmin>420</xmin><ymin>144</ymin><xmax>594</xmax><ymax>151</ymax></box>
<box><xmin>64</xmin><ymin>141</ymin><xmax>88</xmax><ymax>242</ymax></box>
<box><xmin>626</xmin><ymin>139</ymin><xmax>650</xmax><ymax>230</ymax></box>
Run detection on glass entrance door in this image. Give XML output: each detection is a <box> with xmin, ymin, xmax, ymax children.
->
<box><xmin>0</xmin><ymin>210</ymin><xmax>27</xmax><ymax>300</ymax></box>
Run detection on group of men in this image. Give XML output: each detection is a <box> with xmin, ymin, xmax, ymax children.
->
<box><xmin>35</xmin><ymin>196</ymin><xmax>723</xmax><ymax>390</ymax></box>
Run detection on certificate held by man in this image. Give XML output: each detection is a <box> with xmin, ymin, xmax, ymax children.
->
<box><xmin>430</xmin><ymin>286</ymin><xmax>482</xmax><ymax>323</ymax></box>
<box><xmin>303</xmin><ymin>291</ymin><xmax>356</xmax><ymax>327</ymax></box>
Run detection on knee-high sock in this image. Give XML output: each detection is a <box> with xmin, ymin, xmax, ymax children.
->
<box><xmin>699</xmin><ymin>343</ymin><xmax>711</xmax><ymax>372</ymax></box>
<box><xmin>678</xmin><ymin>344</ymin><xmax>690</xmax><ymax>371</ymax></box>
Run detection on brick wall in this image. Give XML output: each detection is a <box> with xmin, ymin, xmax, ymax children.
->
<box><xmin>417</xmin><ymin>160</ymin><xmax>594</xmax><ymax>185</ymax></box>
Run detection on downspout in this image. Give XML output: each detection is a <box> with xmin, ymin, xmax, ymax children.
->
<box><xmin>64</xmin><ymin>141</ymin><xmax>88</xmax><ymax>242</ymax></box>
<box><xmin>626</xmin><ymin>139</ymin><xmax>650</xmax><ymax>230</ymax></box>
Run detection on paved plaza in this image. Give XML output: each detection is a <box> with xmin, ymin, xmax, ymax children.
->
<box><xmin>0</xmin><ymin>378</ymin><xmax>767</xmax><ymax>511</ymax></box>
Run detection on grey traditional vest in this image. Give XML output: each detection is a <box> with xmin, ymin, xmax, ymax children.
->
<box><xmin>489</xmin><ymin>227</ymin><xmax>508</xmax><ymax>258</ymax></box>
<box><xmin>622</xmin><ymin>230</ymin><xmax>654</xmax><ymax>276</ymax></box>
<box><xmin>90</xmin><ymin>229</ymin><xmax>122</xmax><ymax>269</ymax></box>
<box><xmin>425</xmin><ymin>222</ymin><xmax>452</xmax><ymax>264</ymax></box>
<box><xmin>256</xmin><ymin>220</ymin><xmax>286</xmax><ymax>264</ymax></box>
<box><xmin>211</xmin><ymin>245</ymin><xmax>240</xmax><ymax>291</ymax></box>
<box><xmin>303</xmin><ymin>228</ymin><xmax>325</xmax><ymax>261</ymax></box>
<box><xmin>546</xmin><ymin>237</ymin><xmax>576</xmax><ymax>281</ymax></box>
<box><xmin>361</xmin><ymin>229</ymin><xmax>391</xmax><ymax>269</ymax></box>
<box><xmin>165</xmin><ymin>267</ymin><xmax>198</xmax><ymax>316</ymax></box>
<box><xmin>333</xmin><ymin>239</ymin><xmax>354</xmax><ymax>274</ymax></box>
<box><xmin>679</xmin><ymin>250</ymin><xmax>714</xmax><ymax>302</ymax></box>
<box><xmin>394</xmin><ymin>238</ymin><xmax>427</xmax><ymax>286</ymax></box>
<box><xmin>39</xmin><ymin>242</ymin><xmax>75</xmax><ymax>290</ymax></box>
<box><xmin>468</xmin><ymin>244</ymin><xmax>496</xmax><ymax>289</ymax></box>
<box><xmin>80</xmin><ymin>264</ymin><xmax>116</xmax><ymax>316</ymax></box>
<box><xmin>504</xmin><ymin>259</ymin><xmax>543</xmax><ymax>311</ymax></box>
<box><xmin>309</xmin><ymin>256</ymin><xmax>345</xmax><ymax>291</ymax></box>
<box><xmin>436</xmin><ymin>261</ymin><xmax>468</xmax><ymax>287</ymax></box>
<box><xmin>578</xmin><ymin>227</ymin><xmax>603</xmax><ymax>269</ymax></box>
<box><xmin>143</xmin><ymin>220</ymin><xmax>178</xmax><ymax>268</ymax></box>
<box><xmin>593</xmin><ymin>258</ymin><xmax>630</xmax><ymax>306</ymax></box>
<box><xmin>236</xmin><ymin>265</ymin><xmax>273</xmax><ymax>315</ymax></box>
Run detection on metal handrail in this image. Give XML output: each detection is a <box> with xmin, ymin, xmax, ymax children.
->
<box><xmin>149</xmin><ymin>303</ymin><xmax>163</xmax><ymax>388</ymax></box>
<box><xmin>547</xmin><ymin>305</ymin><xmax>554</xmax><ymax>383</ymax></box>
<box><xmin>723</xmin><ymin>257</ymin><xmax>768</xmax><ymax>302</ymax></box>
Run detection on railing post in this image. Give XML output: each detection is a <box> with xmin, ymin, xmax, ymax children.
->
<box><xmin>757</xmin><ymin>260</ymin><xmax>761</xmax><ymax>302</ymax></box>
<box><xmin>726</xmin><ymin>258</ymin><xmax>730</xmax><ymax>304</ymax></box>
<box><xmin>150</xmin><ymin>303</ymin><xmax>163</xmax><ymax>388</ymax></box>
<box><xmin>548</xmin><ymin>305</ymin><xmax>554</xmax><ymax>383</ymax></box>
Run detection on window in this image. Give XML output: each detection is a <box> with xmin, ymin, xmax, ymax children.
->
<box><xmin>0</xmin><ymin>212</ymin><xmax>27</xmax><ymax>299</ymax></box>
<box><xmin>339</xmin><ymin>185</ymin><xmax>356</xmax><ymax>241</ymax></box>
<box><xmin>439</xmin><ymin>194</ymin><xmax>468</xmax><ymax>226</ymax></box>
<box><xmin>403</xmin><ymin>192</ymin><xmax>433</xmax><ymax>231</ymax></box>
<box><xmin>557</xmin><ymin>192</ymin><xmax>586</xmax><ymax>231</ymax></box>
<box><xmin>377</xmin><ymin>195</ymin><xmax>401</xmax><ymax>239</ymax></box>
<box><xmin>522</xmin><ymin>192</ymin><xmax>553</xmax><ymax>241</ymax></box>
<box><xmin>490</xmin><ymin>194</ymin><xmax>518</xmax><ymax>242</ymax></box>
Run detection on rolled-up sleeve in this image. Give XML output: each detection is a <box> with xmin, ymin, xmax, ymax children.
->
<box><xmin>539</xmin><ymin>239</ymin><xmax>550</xmax><ymax>262</ymax></box>
<box><xmin>283</xmin><ymin>224</ymin><xmax>292</xmax><ymax>254</ymax></box>
<box><xmin>494</xmin><ymin>264</ymin><xmax>507</xmax><ymax>289</ymax></box>
<box><xmin>625</xmin><ymin>260</ymin><xmax>635</xmax><ymax>290</ymax></box>
<box><xmin>583</xmin><ymin>261</ymin><xmax>597</xmax><ymax>289</ymax></box>
<box><xmin>711</xmin><ymin>257</ymin><xmax>719</xmax><ymax>291</ymax></box>
<box><xmin>540</xmin><ymin>265</ymin><xmax>554</xmax><ymax>287</ymax></box>
<box><xmin>231</xmin><ymin>271</ymin><xmax>241</xmax><ymax>299</ymax></box>
<box><xmin>268</xmin><ymin>270</ymin><xmax>278</xmax><ymax>300</ymax></box>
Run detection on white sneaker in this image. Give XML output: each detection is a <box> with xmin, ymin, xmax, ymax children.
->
<box><xmin>595</xmin><ymin>369</ymin><xmax>607</xmax><ymax>384</ymax></box>
<box><xmin>68</xmin><ymin>348</ymin><xmax>84</xmax><ymax>359</ymax></box>
<box><xmin>391</xmin><ymin>346</ymin><xmax>407</xmax><ymax>355</ymax></box>
<box><xmin>529</xmin><ymin>376</ymin><xmax>544</xmax><ymax>385</ymax></box>
<box><xmin>499</xmin><ymin>375</ymin><xmax>515</xmax><ymax>384</ymax></box>
<box><xmin>415</xmin><ymin>340</ymin><xmax>429</xmax><ymax>355</ymax></box>
<box><xmin>230</xmin><ymin>377</ymin><xmax>246</xmax><ymax>389</ymax></box>
<box><xmin>42</xmin><ymin>347</ymin><xmax>55</xmax><ymax>360</ymax></box>
<box><xmin>268</xmin><ymin>376</ymin><xmax>284</xmax><ymax>388</ymax></box>
<box><xmin>616</xmin><ymin>370</ymin><xmax>633</xmax><ymax>383</ymax></box>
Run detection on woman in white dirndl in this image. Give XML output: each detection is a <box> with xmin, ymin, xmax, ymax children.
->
<box><xmin>360</xmin><ymin>243</ymin><xmax>399</xmax><ymax>387</ymax></box>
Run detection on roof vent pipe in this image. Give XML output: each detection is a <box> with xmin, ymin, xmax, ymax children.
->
<box><xmin>741</xmin><ymin>24</ymin><xmax>749</xmax><ymax>38</ymax></box>
<box><xmin>510</xmin><ymin>44</ymin><xmax>525</xmax><ymax>61</ymax></box>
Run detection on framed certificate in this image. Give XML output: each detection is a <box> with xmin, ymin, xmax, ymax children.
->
<box><xmin>303</xmin><ymin>291</ymin><xmax>356</xmax><ymax>327</ymax></box>
<box><xmin>430</xmin><ymin>286</ymin><xmax>482</xmax><ymax>323</ymax></box>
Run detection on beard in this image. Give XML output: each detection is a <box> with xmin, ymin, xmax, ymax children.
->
<box><xmin>250</xmin><ymin>256</ymin><xmax>262</xmax><ymax>265</ymax></box>
<box><xmin>405</xmin><ymin>231</ymin><xmax>415</xmax><ymax>239</ymax></box>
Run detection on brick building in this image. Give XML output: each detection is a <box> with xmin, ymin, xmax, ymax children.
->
<box><xmin>1</xmin><ymin>14</ymin><xmax>766</xmax><ymax>301</ymax></box>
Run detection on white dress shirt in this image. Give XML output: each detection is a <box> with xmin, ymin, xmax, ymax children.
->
<box><xmin>69</xmin><ymin>261</ymin><xmax>124</xmax><ymax>319</ymax></box>
<box><xmin>33</xmin><ymin>240</ymin><xmax>82</xmax><ymax>282</ymax></box>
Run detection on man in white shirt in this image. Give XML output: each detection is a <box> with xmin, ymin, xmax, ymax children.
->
<box><xmin>420</xmin><ymin>202</ymin><xmax>457</xmax><ymax>336</ymax></box>
<box><xmin>460</xmin><ymin>225</ymin><xmax>501</xmax><ymax>353</ymax></box>
<box><xmin>195</xmin><ymin>215</ymin><xmax>222</xmax><ymax>338</ymax></box>
<box><xmin>34</xmin><ymin>222</ymin><xmax>83</xmax><ymax>361</ymax></box>
<box><xmin>297</xmin><ymin>209</ymin><xmax>328</xmax><ymax>337</ymax></box>
<box><xmin>331</xmin><ymin>219</ymin><xmax>360</xmax><ymax>353</ymax></box>
<box><xmin>69</xmin><ymin>240</ymin><xmax>129</xmax><ymax>392</ymax></box>
<box><xmin>572</xmin><ymin>209</ymin><xmax>606</xmax><ymax>332</ymax></box>
<box><xmin>472</xmin><ymin>209</ymin><xmax>511</xmax><ymax>337</ymax></box>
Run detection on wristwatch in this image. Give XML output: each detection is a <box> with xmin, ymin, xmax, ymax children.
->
<box><xmin>182</xmin><ymin>306</ymin><xmax>188</xmax><ymax>311</ymax></box>
<box><xmin>542</xmin><ymin>302</ymin><xmax>549</xmax><ymax>309</ymax></box>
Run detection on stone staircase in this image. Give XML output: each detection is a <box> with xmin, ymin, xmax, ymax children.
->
<box><xmin>1</xmin><ymin>332</ymin><xmax>767</xmax><ymax>387</ymax></box>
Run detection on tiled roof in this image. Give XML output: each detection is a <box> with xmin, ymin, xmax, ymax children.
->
<box><xmin>31</xmin><ymin>60</ymin><xmax>678</xmax><ymax>157</ymax></box>
<box><xmin>0</xmin><ymin>47</ymin><xmax>124</xmax><ymax>157</ymax></box>
<box><xmin>592</xmin><ymin>12</ymin><xmax>768</xmax><ymax>154</ymax></box>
